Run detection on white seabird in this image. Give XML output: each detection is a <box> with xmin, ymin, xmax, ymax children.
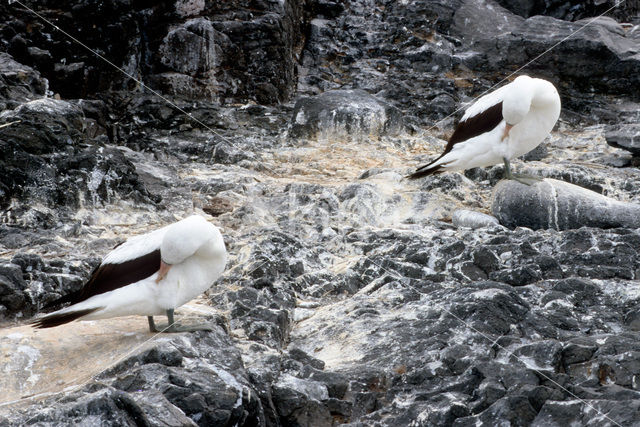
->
<box><xmin>31</xmin><ymin>215</ymin><xmax>227</xmax><ymax>332</ymax></box>
<box><xmin>408</xmin><ymin>75</ymin><xmax>561</xmax><ymax>183</ymax></box>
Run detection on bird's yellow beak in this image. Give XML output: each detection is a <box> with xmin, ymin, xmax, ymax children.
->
<box><xmin>156</xmin><ymin>261</ymin><xmax>172</xmax><ymax>283</ymax></box>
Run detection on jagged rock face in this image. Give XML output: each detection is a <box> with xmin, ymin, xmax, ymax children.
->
<box><xmin>0</xmin><ymin>52</ymin><xmax>47</xmax><ymax>109</ymax></box>
<box><xmin>0</xmin><ymin>0</ymin><xmax>307</xmax><ymax>103</ymax></box>
<box><xmin>0</xmin><ymin>96</ymin><xmax>158</xmax><ymax>227</ymax></box>
<box><xmin>2</xmin><ymin>0</ymin><xmax>640</xmax><ymax>426</ymax></box>
<box><xmin>606</xmin><ymin>123</ymin><xmax>640</xmax><ymax>156</ymax></box>
<box><xmin>289</xmin><ymin>89</ymin><xmax>404</xmax><ymax>141</ymax></box>
<box><xmin>495</xmin><ymin>0</ymin><xmax>639</xmax><ymax>21</ymax></box>
<box><xmin>451</xmin><ymin>5</ymin><xmax>640</xmax><ymax>97</ymax></box>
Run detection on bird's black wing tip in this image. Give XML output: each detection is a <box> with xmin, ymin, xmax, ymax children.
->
<box><xmin>406</xmin><ymin>164</ymin><xmax>442</xmax><ymax>180</ymax></box>
<box><xmin>29</xmin><ymin>307</ymin><xmax>100</xmax><ymax>329</ymax></box>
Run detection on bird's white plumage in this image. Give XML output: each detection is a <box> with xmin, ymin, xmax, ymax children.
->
<box><xmin>101</xmin><ymin>226</ymin><xmax>166</xmax><ymax>265</ymax></box>
<box><xmin>40</xmin><ymin>215</ymin><xmax>227</xmax><ymax>323</ymax></box>
<box><xmin>428</xmin><ymin>75</ymin><xmax>561</xmax><ymax>172</ymax></box>
<box><xmin>460</xmin><ymin>83</ymin><xmax>511</xmax><ymax>122</ymax></box>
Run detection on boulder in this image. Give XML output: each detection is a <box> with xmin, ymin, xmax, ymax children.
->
<box><xmin>452</xmin><ymin>2</ymin><xmax>640</xmax><ymax>96</ymax></box>
<box><xmin>452</xmin><ymin>209</ymin><xmax>501</xmax><ymax>229</ymax></box>
<box><xmin>605</xmin><ymin>123</ymin><xmax>640</xmax><ymax>156</ymax></box>
<box><xmin>492</xmin><ymin>178</ymin><xmax>640</xmax><ymax>230</ymax></box>
<box><xmin>495</xmin><ymin>0</ymin><xmax>637</xmax><ymax>21</ymax></box>
<box><xmin>0</xmin><ymin>98</ymin><xmax>158</xmax><ymax>226</ymax></box>
<box><xmin>289</xmin><ymin>89</ymin><xmax>404</xmax><ymax>141</ymax></box>
<box><xmin>0</xmin><ymin>52</ymin><xmax>48</xmax><ymax>109</ymax></box>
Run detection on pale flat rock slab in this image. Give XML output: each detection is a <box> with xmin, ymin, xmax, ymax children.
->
<box><xmin>0</xmin><ymin>303</ymin><xmax>217</xmax><ymax>410</ymax></box>
<box><xmin>492</xmin><ymin>178</ymin><xmax>640</xmax><ymax>230</ymax></box>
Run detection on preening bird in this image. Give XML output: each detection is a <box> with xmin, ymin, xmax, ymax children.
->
<box><xmin>408</xmin><ymin>75</ymin><xmax>561</xmax><ymax>184</ymax></box>
<box><xmin>31</xmin><ymin>215</ymin><xmax>227</xmax><ymax>333</ymax></box>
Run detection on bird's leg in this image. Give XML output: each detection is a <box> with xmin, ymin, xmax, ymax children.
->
<box><xmin>502</xmin><ymin>157</ymin><xmax>543</xmax><ymax>186</ymax></box>
<box><xmin>502</xmin><ymin>157</ymin><xmax>514</xmax><ymax>180</ymax></box>
<box><xmin>159</xmin><ymin>308</ymin><xmax>214</xmax><ymax>333</ymax></box>
<box><xmin>148</xmin><ymin>316</ymin><xmax>158</xmax><ymax>333</ymax></box>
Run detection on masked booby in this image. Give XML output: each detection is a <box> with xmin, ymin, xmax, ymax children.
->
<box><xmin>31</xmin><ymin>215</ymin><xmax>227</xmax><ymax>333</ymax></box>
<box><xmin>408</xmin><ymin>75</ymin><xmax>561</xmax><ymax>184</ymax></box>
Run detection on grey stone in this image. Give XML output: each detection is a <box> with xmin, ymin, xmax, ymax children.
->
<box><xmin>492</xmin><ymin>179</ymin><xmax>640</xmax><ymax>230</ymax></box>
<box><xmin>533</xmin><ymin>399</ymin><xmax>640</xmax><ymax>427</ymax></box>
<box><xmin>0</xmin><ymin>52</ymin><xmax>47</xmax><ymax>106</ymax></box>
<box><xmin>495</xmin><ymin>0</ymin><xmax>636</xmax><ymax>21</ymax></box>
<box><xmin>451</xmin><ymin>2</ymin><xmax>640</xmax><ymax>96</ymax></box>
<box><xmin>2</xmin><ymin>0</ymin><xmax>640</xmax><ymax>425</ymax></box>
<box><xmin>605</xmin><ymin>123</ymin><xmax>640</xmax><ymax>156</ymax></box>
<box><xmin>454</xmin><ymin>396</ymin><xmax>537</xmax><ymax>426</ymax></box>
<box><xmin>452</xmin><ymin>209</ymin><xmax>501</xmax><ymax>229</ymax></box>
<box><xmin>289</xmin><ymin>89</ymin><xmax>404</xmax><ymax>141</ymax></box>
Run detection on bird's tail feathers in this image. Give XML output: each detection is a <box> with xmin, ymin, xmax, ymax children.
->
<box><xmin>406</xmin><ymin>162</ymin><xmax>444</xmax><ymax>180</ymax></box>
<box><xmin>30</xmin><ymin>307</ymin><xmax>100</xmax><ymax>328</ymax></box>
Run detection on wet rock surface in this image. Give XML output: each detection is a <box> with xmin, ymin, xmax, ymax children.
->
<box><xmin>289</xmin><ymin>89</ymin><xmax>404</xmax><ymax>141</ymax></box>
<box><xmin>492</xmin><ymin>179</ymin><xmax>640</xmax><ymax>230</ymax></box>
<box><xmin>1</xmin><ymin>0</ymin><xmax>640</xmax><ymax>426</ymax></box>
<box><xmin>606</xmin><ymin>123</ymin><xmax>640</xmax><ymax>156</ymax></box>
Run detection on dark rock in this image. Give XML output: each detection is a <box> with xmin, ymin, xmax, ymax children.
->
<box><xmin>288</xmin><ymin>347</ymin><xmax>326</xmax><ymax>370</ymax></box>
<box><xmin>605</xmin><ymin>123</ymin><xmax>640</xmax><ymax>156</ymax></box>
<box><xmin>452</xmin><ymin>3</ymin><xmax>640</xmax><ymax>97</ymax></box>
<box><xmin>522</xmin><ymin>143</ymin><xmax>548</xmax><ymax>162</ymax></box>
<box><xmin>492</xmin><ymin>179</ymin><xmax>640</xmax><ymax>230</ymax></box>
<box><xmin>212</xmin><ymin>142</ymin><xmax>253</xmax><ymax>165</ymax></box>
<box><xmin>534</xmin><ymin>399</ymin><xmax>640</xmax><ymax>426</ymax></box>
<box><xmin>300</xmin><ymin>365</ymin><xmax>349</xmax><ymax>399</ymax></box>
<box><xmin>272</xmin><ymin>375</ymin><xmax>333</xmax><ymax>426</ymax></box>
<box><xmin>0</xmin><ymin>262</ymin><xmax>27</xmax><ymax>313</ymax></box>
<box><xmin>130</xmin><ymin>391</ymin><xmax>199</xmax><ymax>427</ymax></box>
<box><xmin>508</xmin><ymin>340</ymin><xmax>563</xmax><ymax>372</ymax></box>
<box><xmin>562</xmin><ymin>343</ymin><xmax>597</xmax><ymax>365</ymax></box>
<box><xmin>472</xmin><ymin>246</ymin><xmax>501</xmax><ymax>273</ymax></box>
<box><xmin>496</xmin><ymin>0</ymin><xmax>638</xmax><ymax>22</ymax></box>
<box><xmin>452</xmin><ymin>209</ymin><xmax>500</xmax><ymax>229</ymax></box>
<box><xmin>470</xmin><ymin>380</ymin><xmax>506</xmax><ymax>413</ymax></box>
<box><xmin>489</xmin><ymin>264</ymin><xmax>542</xmax><ymax>286</ymax></box>
<box><xmin>524</xmin><ymin>385</ymin><xmax>564</xmax><ymax>412</ymax></box>
<box><xmin>150</xmin><ymin>18</ymin><xmax>222</xmax><ymax>99</ymax></box>
<box><xmin>454</xmin><ymin>395</ymin><xmax>537</xmax><ymax>426</ymax></box>
<box><xmin>624</xmin><ymin>308</ymin><xmax>640</xmax><ymax>331</ymax></box>
<box><xmin>0</xmin><ymin>98</ymin><xmax>158</xmax><ymax>225</ymax></box>
<box><xmin>452</xmin><ymin>285</ymin><xmax>530</xmax><ymax>335</ymax></box>
<box><xmin>288</xmin><ymin>89</ymin><xmax>404</xmax><ymax>141</ymax></box>
<box><xmin>0</xmin><ymin>52</ymin><xmax>47</xmax><ymax>106</ymax></box>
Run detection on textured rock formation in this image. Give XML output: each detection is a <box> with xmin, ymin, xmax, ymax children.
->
<box><xmin>452</xmin><ymin>209</ymin><xmax>501</xmax><ymax>229</ymax></box>
<box><xmin>492</xmin><ymin>179</ymin><xmax>640</xmax><ymax>230</ymax></box>
<box><xmin>606</xmin><ymin>123</ymin><xmax>640</xmax><ymax>156</ymax></box>
<box><xmin>451</xmin><ymin>2</ymin><xmax>640</xmax><ymax>97</ymax></box>
<box><xmin>495</xmin><ymin>0</ymin><xmax>639</xmax><ymax>21</ymax></box>
<box><xmin>0</xmin><ymin>0</ymin><xmax>307</xmax><ymax>103</ymax></box>
<box><xmin>0</xmin><ymin>96</ymin><xmax>158</xmax><ymax>227</ymax></box>
<box><xmin>289</xmin><ymin>89</ymin><xmax>404</xmax><ymax>141</ymax></box>
<box><xmin>1</xmin><ymin>0</ymin><xmax>640</xmax><ymax>426</ymax></box>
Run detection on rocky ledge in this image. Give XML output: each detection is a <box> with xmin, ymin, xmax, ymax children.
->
<box><xmin>1</xmin><ymin>0</ymin><xmax>640</xmax><ymax>426</ymax></box>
